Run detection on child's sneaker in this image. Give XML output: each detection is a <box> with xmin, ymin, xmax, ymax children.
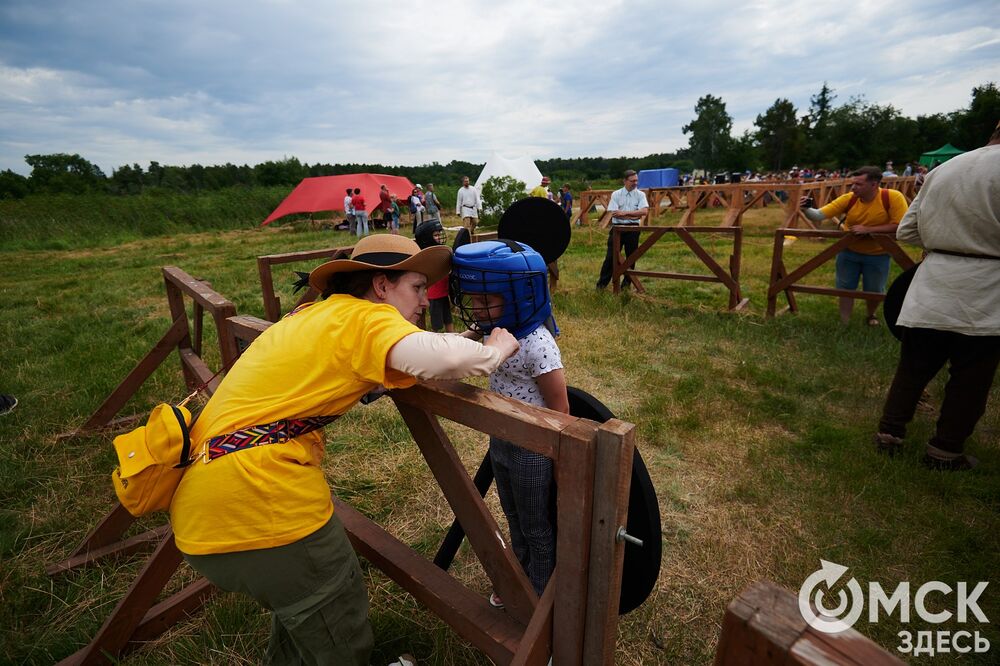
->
<box><xmin>489</xmin><ymin>591</ymin><xmax>504</xmax><ymax>609</ymax></box>
<box><xmin>387</xmin><ymin>654</ymin><xmax>417</xmax><ymax>666</ymax></box>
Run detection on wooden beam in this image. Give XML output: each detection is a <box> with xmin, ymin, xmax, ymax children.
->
<box><xmin>393</xmin><ymin>401</ymin><xmax>538</xmax><ymax>626</ymax></box>
<box><xmin>335</xmin><ymin>500</ymin><xmax>523</xmax><ymax>665</ymax></box>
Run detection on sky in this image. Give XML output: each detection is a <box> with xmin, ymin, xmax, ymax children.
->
<box><xmin>1</xmin><ymin>0</ymin><xmax>998</xmax><ymax>176</ymax></box>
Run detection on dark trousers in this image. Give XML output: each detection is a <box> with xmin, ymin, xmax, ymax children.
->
<box><xmin>878</xmin><ymin>327</ymin><xmax>1000</xmax><ymax>454</ymax></box>
<box><xmin>490</xmin><ymin>436</ymin><xmax>556</xmax><ymax>596</ymax></box>
<box><xmin>597</xmin><ymin>226</ymin><xmax>639</xmax><ymax>288</ymax></box>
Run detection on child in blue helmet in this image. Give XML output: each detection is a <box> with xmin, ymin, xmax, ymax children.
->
<box><xmin>451</xmin><ymin>240</ymin><xmax>569</xmax><ymax>604</ymax></box>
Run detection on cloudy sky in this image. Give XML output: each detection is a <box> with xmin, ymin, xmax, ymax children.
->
<box><xmin>1</xmin><ymin>0</ymin><xmax>997</xmax><ymax>176</ymax></box>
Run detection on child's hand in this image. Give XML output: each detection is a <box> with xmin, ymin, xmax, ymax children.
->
<box><xmin>485</xmin><ymin>327</ymin><xmax>519</xmax><ymax>360</ymax></box>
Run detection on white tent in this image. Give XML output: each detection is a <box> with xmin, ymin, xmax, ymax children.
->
<box><xmin>474</xmin><ymin>152</ymin><xmax>544</xmax><ymax>193</ymax></box>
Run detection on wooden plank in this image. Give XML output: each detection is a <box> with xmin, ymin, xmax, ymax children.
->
<box><xmin>335</xmin><ymin>499</ymin><xmax>522</xmax><ymax>665</ymax></box>
<box><xmin>257</xmin><ymin>256</ymin><xmax>280</xmax><ymax>322</ymax></box>
<box><xmin>161</xmin><ymin>266</ymin><xmax>233</xmax><ymax>311</ymax></box>
<box><xmin>257</xmin><ymin>246</ymin><xmax>354</xmax><ymax>263</ymax></box>
<box><xmin>510</xmin><ymin>575</ymin><xmax>556</xmax><ymax>666</ymax></box>
<box><xmin>226</xmin><ymin>314</ymin><xmax>271</xmax><ymax>346</ymax></box>
<box><xmin>391</xmin><ymin>382</ymin><xmax>575</xmax><ymax>459</ymax></box>
<box><xmin>125</xmin><ymin>578</ymin><xmax>216</xmax><ymax>650</ymax></box>
<box><xmin>676</xmin><ymin>227</ymin><xmax>738</xmax><ymax>292</ymax></box>
<box><xmin>78</xmin><ymin>316</ymin><xmax>189</xmax><ymax>432</ymax></box>
<box><xmin>769</xmin><ymin>235</ymin><xmax>855</xmax><ymax>294</ymax></box>
<box><xmin>47</xmin><ymin>525</ymin><xmax>169</xmax><ymax>575</ymax></box>
<box><xmin>787</xmin><ymin>285</ymin><xmax>887</xmax><ymax>301</ymax></box>
<box><xmin>178</xmin><ymin>348</ymin><xmax>220</xmax><ymax>393</ymax></box>
<box><xmin>63</xmin><ymin>531</ymin><xmax>184</xmax><ymax>665</ymax></box>
<box><xmin>393</xmin><ymin>401</ymin><xmax>538</xmax><ymax>626</ymax></box>
<box><xmin>68</xmin><ymin>503</ymin><xmax>136</xmax><ymax>558</ymax></box>
<box><xmin>583</xmin><ymin>419</ymin><xmax>635</xmax><ymax>665</ymax></box>
<box><xmin>552</xmin><ymin>420</ymin><xmax>598</xmax><ymax>664</ymax></box>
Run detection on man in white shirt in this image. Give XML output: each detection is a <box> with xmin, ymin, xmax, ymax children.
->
<box><xmin>596</xmin><ymin>169</ymin><xmax>648</xmax><ymax>289</ymax></box>
<box><xmin>874</xmin><ymin>121</ymin><xmax>1000</xmax><ymax>471</ymax></box>
<box><xmin>455</xmin><ymin>176</ymin><xmax>481</xmax><ymax>234</ymax></box>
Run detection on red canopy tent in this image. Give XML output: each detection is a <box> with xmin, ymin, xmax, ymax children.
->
<box><xmin>261</xmin><ymin>174</ymin><xmax>416</xmax><ymax>226</ymax></box>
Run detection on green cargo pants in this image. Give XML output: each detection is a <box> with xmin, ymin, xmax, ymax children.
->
<box><xmin>184</xmin><ymin>513</ymin><xmax>373</xmax><ymax>665</ymax></box>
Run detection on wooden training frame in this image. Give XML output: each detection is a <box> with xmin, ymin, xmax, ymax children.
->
<box><xmin>610</xmin><ymin>225</ymin><xmax>750</xmax><ymax>311</ymax></box>
<box><xmin>766</xmin><ymin>229</ymin><xmax>917</xmax><ymax>317</ymax></box>
<box><xmin>50</xmin><ymin>274</ymin><xmax>637</xmax><ymax>665</ymax></box>
<box><xmin>577</xmin><ymin>177</ymin><xmax>916</xmax><ymax>230</ymax></box>
<box><xmin>258</xmin><ymin>246</ymin><xmax>354</xmax><ymax>322</ymax></box>
<box><xmin>714</xmin><ymin>581</ymin><xmax>904</xmax><ymax>665</ymax></box>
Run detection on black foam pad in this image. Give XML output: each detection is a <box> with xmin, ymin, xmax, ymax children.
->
<box><xmin>883</xmin><ymin>263</ymin><xmax>920</xmax><ymax>341</ymax></box>
<box><xmin>497</xmin><ymin>198</ymin><xmax>571</xmax><ymax>264</ymax></box>
<box><xmin>566</xmin><ymin>386</ymin><xmax>662</xmax><ymax>615</ymax></box>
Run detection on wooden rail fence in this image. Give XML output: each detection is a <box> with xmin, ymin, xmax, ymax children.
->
<box><xmin>577</xmin><ymin>177</ymin><xmax>916</xmax><ymax>229</ymax></box>
<box><xmin>766</xmin><ymin>229</ymin><xmax>918</xmax><ymax>317</ymax></box>
<box><xmin>610</xmin><ymin>225</ymin><xmax>749</xmax><ymax>311</ymax></box>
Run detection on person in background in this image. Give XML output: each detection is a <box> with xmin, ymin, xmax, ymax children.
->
<box><xmin>914</xmin><ymin>165</ymin><xmax>929</xmax><ymax>193</ymax></box>
<box><xmin>799</xmin><ymin>166</ymin><xmax>907</xmax><ymax>325</ymax></box>
<box><xmin>874</xmin><ymin>121</ymin><xmax>1000</xmax><ymax>471</ymax></box>
<box><xmin>456</xmin><ymin>176</ymin><xmax>481</xmax><ymax>235</ymax></box>
<box><xmin>530</xmin><ymin>176</ymin><xmax>552</xmax><ymax>200</ymax></box>
<box><xmin>423</xmin><ymin>183</ymin><xmax>442</xmax><ymax>223</ymax></box>
<box><xmin>379</xmin><ymin>184</ymin><xmax>393</xmax><ymax>230</ymax></box>
<box><xmin>344</xmin><ymin>188</ymin><xmax>356</xmax><ymax>235</ymax></box>
<box><xmin>595</xmin><ymin>169</ymin><xmax>648</xmax><ymax>290</ymax></box>
<box><xmin>415</xmin><ymin>219</ymin><xmax>454</xmax><ymax>332</ymax></box>
<box><xmin>409</xmin><ymin>186</ymin><xmax>425</xmax><ymax>234</ymax></box>
<box><xmin>389</xmin><ymin>194</ymin><xmax>401</xmax><ymax>235</ymax></box>
<box><xmin>883</xmin><ymin>161</ymin><xmax>897</xmax><ymax>178</ymax></box>
<box><xmin>559</xmin><ymin>184</ymin><xmax>573</xmax><ymax>222</ymax></box>
<box><xmin>351</xmin><ymin>188</ymin><xmax>368</xmax><ymax>237</ymax></box>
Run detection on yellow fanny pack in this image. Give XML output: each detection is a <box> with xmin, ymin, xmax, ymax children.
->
<box><xmin>111</xmin><ymin>403</ymin><xmax>195</xmax><ymax>517</ymax></box>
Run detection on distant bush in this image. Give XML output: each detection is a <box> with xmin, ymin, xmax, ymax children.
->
<box><xmin>0</xmin><ymin>186</ymin><xmax>290</xmax><ymax>251</ymax></box>
<box><xmin>479</xmin><ymin>176</ymin><xmax>526</xmax><ymax>228</ymax></box>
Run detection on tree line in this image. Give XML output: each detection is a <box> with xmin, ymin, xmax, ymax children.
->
<box><xmin>1</xmin><ymin>80</ymin><xmax>994</xmax><ymax>200</ymax></box>
<box><xmin>683</xmin><ymin>82</ymin><xmax>998</xmax><ymax>174</ymax></box>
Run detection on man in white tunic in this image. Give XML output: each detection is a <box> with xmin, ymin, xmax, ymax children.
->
<box><xmin>874</xmin><ymin>121</ymin><xmax>1000</xmax><ymax>470</ymax></box>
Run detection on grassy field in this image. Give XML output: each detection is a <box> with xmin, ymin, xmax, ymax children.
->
<box><xmin>1</xmin><ymin>204</ymin><xmax>997</xmax><ymax>665</ymax></box>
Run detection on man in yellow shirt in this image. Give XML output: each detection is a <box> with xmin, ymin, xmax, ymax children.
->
<box><xmin>529</xmin><ymin>175</ymin><xmax>552</xmax><ymax>199</ymax></box>
<box><xmin>800</xmin><ymin>166</ymin><xmax>907</xmax><ymax>325</ymax></box>
<box><xmin>171</xmin><ymin>235</ymin><xmax>519</xmax><ymax>665</ymax></box>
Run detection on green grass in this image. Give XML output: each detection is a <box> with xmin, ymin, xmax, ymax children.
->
<box><xmin>1</xmin><ymin>204</ymin><xmax>997</xmax><ymax>664</ymax></box>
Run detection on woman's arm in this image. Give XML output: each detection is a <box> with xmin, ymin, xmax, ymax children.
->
<box><xmin>387</xmin><ymin>329</ymin><xmax>518</xmax><ymax>380</ymax></box>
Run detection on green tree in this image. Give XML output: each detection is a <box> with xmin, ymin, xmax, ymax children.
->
<box><xmin>479</xmin><ymin>175</ymin><xmax>525</xmax><ymax>227</ymax></box>
<box><xmin>25</xmin><ymin>153</ymin><xmax>106</xmax><ymax>194</ymax></box>
<box><xmin>803</xmin><ymin>82</ymin><xmax>839</xmax><ymax>165</ymax></box>
<box><xmin>957</xmin><ymin>82</ymin><xmax>1000</xmax><ymax>148</ymax></box>
<box><xmin>682</xmin><ymin>94</ymin><xmax>733</xmax><ymax>174</ymax></box>
<box><xmin>754</xmin><ymin>98</ymin><xmax>804</xmax><ymax>170</ymax></box>
<box><xmin>0</xmin><ymin>169</ymin><xmax>29</xmax><ymax>199</ymax></box>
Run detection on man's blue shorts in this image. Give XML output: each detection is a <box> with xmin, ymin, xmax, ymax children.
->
<box><xmin>835</xmin><ymin>249</ymin><xmax>891</xmax><ymax>293</ymax></box>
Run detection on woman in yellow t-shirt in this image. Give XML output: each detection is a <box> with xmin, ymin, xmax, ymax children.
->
<box><xmin>171</xmin><ymin>234</ymin><xmax>519</xmax><ymax>666</ymax></box>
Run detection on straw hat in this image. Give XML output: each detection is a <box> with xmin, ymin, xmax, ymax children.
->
<box><xmin>309</xmin><ymin>234</ymin><xmax>452</xmax><ymax>291</ymax></box>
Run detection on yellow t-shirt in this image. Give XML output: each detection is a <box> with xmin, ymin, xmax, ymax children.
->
<box><xmin>170</xmin><ymin>295</ymin><xmax>420</xmax><ymax>555</ymax></box>
<box><xmin>529</xmin><ymin>186</ymin><xmax>550</xmax><ymax>198</ymax></box>
<box><xmin>819</xmin><ymin>189</ymin><xmax>907</xmax><ymax>255</ymax></box>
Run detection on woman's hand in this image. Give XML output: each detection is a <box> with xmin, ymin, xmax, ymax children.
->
<box><xmin>484</xmin><ymin>327</ymin><xmax>519</xmax><ymax>360</ymax></box>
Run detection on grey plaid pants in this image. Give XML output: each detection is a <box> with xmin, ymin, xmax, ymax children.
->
<box><xmin>489</xmin><ymin>436</ymin><xmax>556</xmax><ymax>596</ymax></box>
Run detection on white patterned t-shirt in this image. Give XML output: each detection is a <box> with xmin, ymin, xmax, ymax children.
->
<box><xmin>488</xmin><ymin>326</ymin><xmax>563</xmax><ymax>408</ymax></box>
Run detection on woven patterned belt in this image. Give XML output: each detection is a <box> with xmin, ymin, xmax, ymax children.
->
<box><xmin>204</xmin><ymin>415</ymin><xmax>340</xmax><ymax>461</ymax></box>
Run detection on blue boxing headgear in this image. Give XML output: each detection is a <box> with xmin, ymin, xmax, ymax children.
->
<box><xmin>451</xmin><ymin>240</ymin><xmax>552</xmax><ymax>340</ymax></box>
